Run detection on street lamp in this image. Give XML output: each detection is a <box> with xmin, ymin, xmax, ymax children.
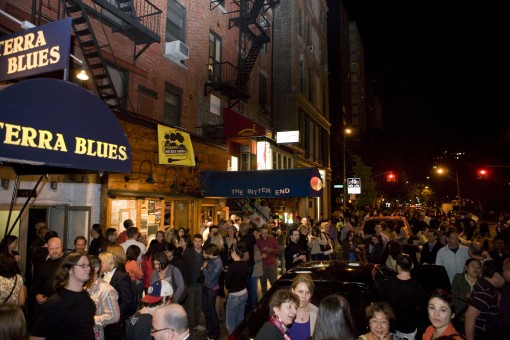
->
<box><xmin>342</xmin><ymin>128</ymin><xmax>352</xmax><ymax>212</ymax></box>
<box><xmin>435</xmin><ymin>167</ymin><xmax>460</xmax><ymax>199</ymax></box>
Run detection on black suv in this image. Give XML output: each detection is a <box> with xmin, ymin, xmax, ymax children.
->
<box><xmin>228</xmin><ymin>261</ymin><xmax>387</xmax><ymax>340</ymax></box>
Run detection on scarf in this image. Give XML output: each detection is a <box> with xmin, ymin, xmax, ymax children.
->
<box><xmin>268</xmin><ymin>315</ymin><xmax>292</xmax><ymax>340</ymax></box>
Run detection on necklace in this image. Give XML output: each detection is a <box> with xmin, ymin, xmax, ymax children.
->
<box><xmin>297</xmin><ymin>307</ymin><xmax>307</xmax><ymax>322</ymax></box>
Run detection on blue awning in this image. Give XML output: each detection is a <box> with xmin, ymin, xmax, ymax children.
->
<box><xmin>201</xmin><ymin>168</ymin><xmax>323</xmax><ymax>198</ymax></box>
<box><xmin>0</xmin><ymin>78</ymin><xmax>132</xmax><ymax>174</ymax></box>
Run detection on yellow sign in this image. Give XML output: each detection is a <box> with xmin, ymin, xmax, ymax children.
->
<box><xmin>157</xmin><ymin>125</ymin><xmax>195</xmax><ymax>166</ymax></box>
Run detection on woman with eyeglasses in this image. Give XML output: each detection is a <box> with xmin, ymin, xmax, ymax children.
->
<box><xmin>30</xmin><ymin>252</ymin><xmax>96</xmax><ymax>340</ymax></box>
<box><xmin>357</xmin><ymin>302</ymin><xmax>395</xmax><ymax>340</ymax></box>
<box><xmin>86</xmin><ymin>255</ymin><xmax>120</xmax><ymax>340</ymax></box>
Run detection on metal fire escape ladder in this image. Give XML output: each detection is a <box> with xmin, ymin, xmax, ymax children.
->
<box><xmin>231</xmin><ymin>0</ymin><xmax>275</xmax><ymax>107</ymax></box>
<box><xmin>64</xmin><ymin>0</ymin><xmax>120</xmax><ymax>111</ymax></box>
<box><xmin>205</xmin><ymin>0</ymin><xmax>278</xmax><ymax>108</ymax></box>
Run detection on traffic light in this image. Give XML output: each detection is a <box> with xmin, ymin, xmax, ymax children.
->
<box><xmin>477</xmin><ymin>168</ymin><xmax>490</xmax><ymax>179</ymax></box>
<box><xmin>386</xmin><ymin>172</ymin><xmax>396</xmax><ymax>182</ymax></box>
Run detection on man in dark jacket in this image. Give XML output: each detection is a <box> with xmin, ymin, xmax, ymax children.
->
<box><xmin>420</xmin><ymin>229</ymin><xmax>444</xmax><ymax>265</ymax></box>
<box><xmin>182</xmin><ymin>234</ymin><xmax>205</xmax><ymax>331</ymax></box>
<box><xmin>29</xmin><ymin>236</ymin><xmax>65</xmax><ymax>331</ymax></box>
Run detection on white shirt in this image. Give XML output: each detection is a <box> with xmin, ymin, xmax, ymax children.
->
<box><xmin>102</xmin><ymin>266</ymin><xmax>117</xmax><ymax>285</ymax></box>
<box><xmin>120</xmin><ymin>239</ymin><xmax>147</xmax><ymax>259</ymax></box>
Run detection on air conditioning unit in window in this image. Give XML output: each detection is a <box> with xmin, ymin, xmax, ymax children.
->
<box><xmin>307</xmin><ymin>45</ymin><xmax>314</xmax><ymax>52</ymax></box>
<box><xmin>165</xmin><ymin>40</ymin><xmax>189</xmax><ymax>61</ymax></box>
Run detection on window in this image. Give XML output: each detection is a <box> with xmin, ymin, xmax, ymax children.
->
<box><xmin>241</xmin><ymin>152</ymin><xmax>250</xmax><ymax>170</ymax></box>
<box><xmin>298</xmin><ymin>7</ymin><xmax>304</xmax><ymax>37</ymax></box>
<box><xmin>208</xmin><ymin>31</ymin><xmax>222</xmax><ymax>81</ymax></box>
<box><xmin>299</xmin><ymin>58</ymin><xmax>304</xmax><ymax>93</ymax></box>
<box><xmin>138</xmin><ymin>85</ymin><xmax>157</xmax><ymax>117</ymax></box>
<box><xmin>166</xmin><ymin>0</ymin><xmax>186</xmax><ymax>43</ymax></box>
<box><xmin>308</xmin><ymin>68</ymin><xmax>314</xmax><ymax>102</ymax></box>
<box><xmin>164</xmin><ymin>82</ymin><xmax>182</xmax><ymax>126</ymax></box>
<box><xmin>259</xmin><ymin>73</ymin><xmax>267</xmax><ymax>111</ymax></box>
<box><xmin>106</xmin><ymin>63</ymin><xmax>128</xmax><ymax>109</ymax></box>
<box><xmin>299</xmin><ymin>109</ymin><xmax>327</xmax><ymax>165</ymax></box>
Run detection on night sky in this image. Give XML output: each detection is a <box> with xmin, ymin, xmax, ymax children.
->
<box><xmin>343</xmin><ymin>1</ymin><xmax>510</xmax><ymax>182</ymax></box>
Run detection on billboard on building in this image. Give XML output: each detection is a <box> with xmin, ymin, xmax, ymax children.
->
<box><xmin>157</xmin><ymin>124</ymin><xmax>195</xmax><ymax>166</ymax></box>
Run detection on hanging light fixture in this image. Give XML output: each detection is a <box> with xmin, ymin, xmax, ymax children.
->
<box><xmin>76</xmin><ymin>65</ymin><xmax>89</xmax><ymax>81</ymax></box>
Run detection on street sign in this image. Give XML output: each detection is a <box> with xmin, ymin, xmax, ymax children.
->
<box><xmin>347</xmin><ymin>178</ymin><xmax>361</xmax><ymax>194</ymax></box>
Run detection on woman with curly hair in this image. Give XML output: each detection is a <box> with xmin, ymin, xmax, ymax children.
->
<box><xmin>30</xmin><ymin>252</ymin><xmax>95</xmax><ymax>339</ymax></box>
<box><xmin>255</xmin><ymin>289</ymin><xmax>299</xmax><ymax>340</ymax></box>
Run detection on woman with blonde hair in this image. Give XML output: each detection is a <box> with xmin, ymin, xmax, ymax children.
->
<box><xmin>99</xmin><ymin>251</ymin><xmax>135</xmax><ymax>339</ymax></box>
<box><xmin>164</xmin><ymin>228</ymin><xmax>178</xmax><ymax>247</ymax></box>
<box><xmin>106</xmin><ymin>244</ymin><xmax>126</xmax><ymax>266</ymax></box>
<box><xmin>86</xmin><ymin>255</ymin><xmax>120</xmax><ymax>340</ymax></box>
<box><xmin>289</xmin><ymin>273</ymin><xmax>318</xmax><ymax>340</ymax></box>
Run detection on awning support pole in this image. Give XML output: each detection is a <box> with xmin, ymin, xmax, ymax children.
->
<box><xmin>4</xmin><ymin>175</ymin><xmax>19</xmax><ymax>238</ymax></box>
<box><xmin>5</xmin><ymin>175</ymin><xmax>45</xmax><ymax>237</ymax></box>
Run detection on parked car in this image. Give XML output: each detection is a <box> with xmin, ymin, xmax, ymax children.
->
<box><xmin>228</xmin><ymin>260</ymin><xmax>391</xmax><ymax>340</ymax></box>
<box><xmin>362</xmin><ymin>216</ymin><xmax>411</xmax><ymax>236</ymax></box>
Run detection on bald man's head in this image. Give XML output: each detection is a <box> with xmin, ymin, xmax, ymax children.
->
<box><xmin>47</xmin><ymin>237</ymin><xmax>63</xmax><ymax>260</ymax></box>
<box><xmin>152</xmin><ymin>304</ymin><xmax>188</xmax><ymax>339</ymax></box>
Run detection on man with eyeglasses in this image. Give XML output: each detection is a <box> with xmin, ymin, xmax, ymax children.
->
<box><xmin>152</xmin><ymin>304</ymin><xmax>198</xmax><ymax>340</ymax></box>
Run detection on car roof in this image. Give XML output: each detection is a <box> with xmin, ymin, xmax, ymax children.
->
<box><xmin>284</xmin><ymin>260</ymin><xmax>378</xmax><ymax>285</ymax></box>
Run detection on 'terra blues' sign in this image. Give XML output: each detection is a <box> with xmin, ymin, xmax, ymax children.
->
<box><xmin>0</xmin><ymin>18</ymin><xmax>71</xmax><ymax>82</ymax></box>
<box><xmin>0</xmin><ymin>78</ymin><xmax>132</xmax><ymax>174</ymax></box>
<box><xmin>201</xmin><ymin>168</ymin><xmax>323</xmax><ymax>198</ymax></box>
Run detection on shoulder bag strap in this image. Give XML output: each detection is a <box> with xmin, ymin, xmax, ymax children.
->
<box><xmin>3</xmin><ymin>274</ymin><xmax>18</xmax><ymax>303</ymax></box>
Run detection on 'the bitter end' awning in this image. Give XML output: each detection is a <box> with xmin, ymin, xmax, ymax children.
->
<box><xmin>0</xmin><ymin>78</ymin><xmax>132</xmax><ymax>174</ymax></box>
<box><xmin>201</xmin><ymin>168</ymin><xmax>323</xmax><ymax>198</ymax></box>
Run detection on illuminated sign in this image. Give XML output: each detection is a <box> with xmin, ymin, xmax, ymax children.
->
<box><xmin>276</xmin><ymin>130</ymin><xmax>299</xmax><ymax>143</ymax></box>
<box><xmin>157</xmin><ymin>125</ymin><xmax>195</xmax><ymax>166</ymax></box>
<box><xmin>0</xmin><ymin>18</ymin><xmax>71</xmax><ymax>82</ymax></box>
<box><xmin>347</xmin><ymin>178</ymin><xmax>361</xmax><ymax>194</ymax></box>
<box><xmin>201</xmin><ymin>168</ymin><xmax>323</xmax><ymax>198</ymax></box>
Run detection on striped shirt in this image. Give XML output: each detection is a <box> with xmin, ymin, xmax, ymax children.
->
<box><xmin>468</xmin><ymin>278</ymin><xmax>499</xmax><ymax>336</ymax></box>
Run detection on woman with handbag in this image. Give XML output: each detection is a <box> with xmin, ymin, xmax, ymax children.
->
<box><xmin>308</xmin><ymin>226</ymin><xmax>329</xmax><ymax>261</ymax></box>
<box><xmin>0</xmin><ymin>253</ymin><xmax>25</xmax><ymax>305</ymax></box>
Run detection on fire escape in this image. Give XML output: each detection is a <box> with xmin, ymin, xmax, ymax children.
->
<box><xmin>33</xmin><ymin>0</ymin><xmax>162</xmax><ymax>111</ymax></box>
<box><xmin>205</xmin><ymin>0</ymin><xmax>279</xmax><ymax>108</ymax></box>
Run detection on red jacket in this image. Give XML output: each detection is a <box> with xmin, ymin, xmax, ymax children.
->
<box><xmin>256</xmin><ymin>235</ymin><xmax>279</xmax><ymax>266</ymax></box>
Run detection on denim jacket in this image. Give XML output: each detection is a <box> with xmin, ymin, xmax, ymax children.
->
<box><xmin>203</xmin><ymin>256</ymin><xmax>223</xmax><ymax>289</ymax></box>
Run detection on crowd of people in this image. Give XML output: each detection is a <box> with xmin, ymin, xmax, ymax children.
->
<box><xmin>0</xmin><ymin>206</ymin><xmax>509</xmax><ymax>340</ymax></box>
